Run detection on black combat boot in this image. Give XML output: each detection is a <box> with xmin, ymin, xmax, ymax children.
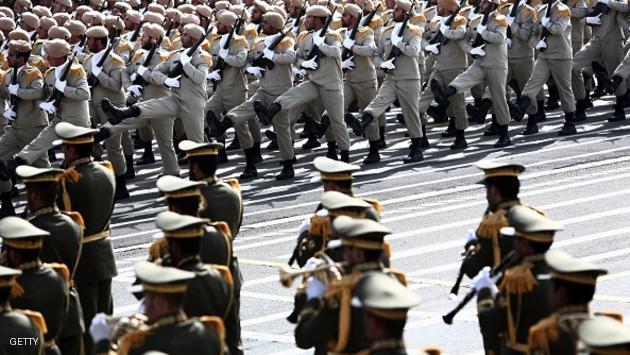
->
<box><xmin>419</xmin><ymin>126</ymin><xmax>430</xmax><ymax>148</ymax></box>
<box><xmin>484</xmin><ymin>116</ymin><xmax>499</xmax><ymax>136</ymax></box>
<box><xmin>226</xmin><ymin>136</ymin><xmax>240</xmax><ymax>151</ymax></box>
<box><xmin>101</xmin><ymin>99</ymin><xmax>140</xmax><ymax>125</ymax></box>
<box><xmin>114</xmin><ymin>175</ymin><xmax>130</xmax><ymax>201</ymax></box>
<box><xmin>493</xmin><ymin>125</ymin><xmax>511</xmax><ymax>148</ymax></box>
<box><xmin>212</xmin><ymin>115</ymin><xmax>234</xmax><ymax>137</ymax></box>
<box><xmin>426</xmin><ymin>105</ymin><xmax>448</xmax><ymax>123</ymax></box>
<box><xmin>310</xmin><ymin>114</ymin><xmax>330</xmax><ymax>138</ymax></box>
<box><xmin>137</xmin><ymin>141</ymin><xmax>155</xmax><ymax>165</ymax></box>
<box><xmin>217</xmin><ymin>139</ymin><xmax>228</xmax><ymax>164</ymax></box>
<box><xmin>545</xmin><ymin>84</ymin><xmax>560</xmax><ymax>110</ymax></box>
<box><xmin>574</xmin><ymin>99</ymin><xmax>588</xmax><ymax>122</ymax></box>
<box><xmin>450</xmin><ymin>129</ymin><xmax>467</xmax><ymax>150</ymax></box>
<box><xmin>124</xmin><ymin>155</ymin><xmax>135</xmax><ymax>179</ymax></box>
<box><xmin>240</xmin><ymin>148</ymin><xmax>258</xmax><ymax>179</ymax></box>
<box><xmin>522</xmin><ymin>113</ymin><xmax>539</xmax><ymax>135</ymax></box>
<box><xmin>276</xmin><ymin>159</ymin><xmax>294</xmax><ymax>180</ymax></box>
<box><xmin>377</xmin><ymin>125</ymin><xmax>387</xmax><ymax>148</ymax></box>
<box><xmin>591</xmin><ymin>61</ymin><xmax>614</xmax><ymax>94</ymax></box>
<box><xmin>326</xmin><ymin>142</ymin><xmax>338</xmax><ymax>160</ymax></box>
<box><xmin>509</xmin><ymin>96</ymin><xmax>531</xmax><ymax>122</ymax></box>
<box><xmin>252</xmin><ymin>141</ymin><xmax>263</xmax><ymax>163</ymax></box>
<box><xmin>609</xmin><ymin>95</ymin><xmax>627</xmax><ymax>122</ymax></box>
<box><xmin>254</xmin><ymin>101</ymin><xmax>281</xmax><ymax>126</ymax></box>
<box><xmin>558</xmin><ymin>112</ymin><xmax>577</xmax><ymax>136</ymax></box>
<box><xmin>363</xmin><ymin>141</ymin><xmax>380</xmax><ymax>165</ymax></box>
<box><xmin>441</xmin><ymin>118</ymin><xmax>456</xmax><ymax>138</ymax></box>
<box><xmin>302</xmin><ymin>134</ymin><xmax>321</xmax><ymax>150</ymax></box>
<box><xmin>612</xmin><ymin>75</ymin><xmax>624</xmax><ymax>93</ymax></box>
<box><xmin>339</xmin><ymin>150</ymin><xmax>350</xmax><ymax>163</ymax></box>
<box><xmin>467</xmin><ymin>98</ymin><xmax>492</xmax><ymax>124</ymax></box>
<box><xmin>265</xmin><ymin>130</ymin><xmax>279</xmax><ymax>150</ymax></box>
<box><xmin>348</xmin><ymin>112</ymin><xmax>374</xmax><ymax>136</ymax></box>
<box><xmin>0</xmin><ymin>192</ymin><xmax>15</xmax><ymax>218</ymax></box>
<box><xmin>403</xmin><ymin>138</ymin><xmax>423</xmax><ymax>164</ymax></box>
<box><xmin>535</xmin><ymin>100</ymin><xmax>547</xmax><ymax>122</ymax></box>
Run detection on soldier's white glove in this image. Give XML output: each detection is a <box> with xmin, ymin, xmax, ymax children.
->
<box><xmin>8</xmin><ymin>83</ymin><xmax>18</xmax><ymax>96</ymax></box>
<box><xmin>164</xmin><ymin>75</ymin><xmax>181</xmax><ymax>88</ymax></box>
<box><xmin>476</xmin><ymin>23</ymin><xmax>486</xmax><ymax>34</ymax></box>
<box><xmin>424</xmin><ymin>43</ymin><xmax>440</xmax><ymax>54</ymax></box>
<box><xmin>439</xmin><ymin>22</ymin><xmax>450</xmax><ymax>35</ymax></box>
<box><xmin>313</xmin><ymin>31</ymin><xmax>326</xmax><ymax>46</ymax></box>
<box><xmin>180</xmin><ymin>52</ymin><xmax>192</xmax><ymax>65</ymax></box>
<box><xmin>89</xmin><ymin>313</ymin><xmax>114</xmax><ymax>343</ymax></box>
<box><xmin>73</xmin><ymin>43</ymin><xmax>84</xmax><ymax>54</ymax></box>
<box><xmin>219</xmin><ymin>48</ymin><xmax>229</xmax><ymax>59</ymax></box>
<box><xmin>586</xmin><ymin>13</ymin><xmax>602</xmax><ymax>25</ymax></box>
<box><xmin>464</xmin><ymin>229</ymin><xmax>477</xmax><ymax>246</ymax></box>
<box><xmin>246</xmin><ymin>66</ymin><xmax>265</xmax><ymax>78</ymax></box>
<box><xmin>128</xmin><ymin>84</ymin><xmax>143</xmax><ymax>97</ymax></box>
<box><xmin>535</xmin><ymin>39</ymin><xmax>547</xmax><ymax>50</ymax></box>
<box><xmin>467</xmin><ymin>9</ymin><xmax>477</xmax><ymax>20</ymax></box>
<box><xmin>380</xmin><ymin>58</ymin><xmax>396</xmax><ymax>70</ymax></box>
<box><xmin>304</xmin><ymin>256</ymin><xmax>325</xmax><ymax>270</ymax></box>
<box><xmin>136</xmin><ymin>65</ymin><xmax>149</xmax><ymax>76</ymax></box>
<box><xmin>263</xmin><ymin>47</ymin><xmax>275</xmax><ymax>60</ymax></box>
<box><xmin>343</xmin><ymin>38</ymin><xmax>355</xmax><ymax>50</ymax></box>
<box><xmin>472</xmin><ymin>266</ymin><xmax>500</xmax><ymax>297</ymax></box>
<box><xmin>301</xmin><ymin>56</ymin><xmax>319</xmax><ymax>70</ymax></box>
<box><xmin>292</xmin><ymin>67</ymin><xmax>306</xmax><ymax>77</ymax></box>
<box><xmin>54</xmin><ymin>80</ymin><xmax>67</xmax><ymax>93</ymax></box>
<box><xmin>541</xmin><ymin>16</ymin><xmax>551</xmax><ymax>28</ymax></box>
<box><xmin>391</xmin><ymin>32</ymin><xmax>404</xmax><ymax>49</ymax></box>
<box><xmin>507</xmin><ymin>15</ymin><xmax>516</xmax><ymax>26</ymax></box>
<box><xmin>207</xmin><ymin>69</ymin><xmax>221</xmax><ymax>81</ymax></box>
<box><xmin>341</xmin><ymin>56</ymin><xmax>355</xmax><ymax>70</ymax></box>
<box><xmin>305</xmin><ymin>276</ymin><xmax>328</xmax><ymax>300</ymax></box>
<box><xmin>469</xmin><ymin>46</ymin><xmax>486</xmax><ymax>57</ymax></box>
<box><xmin>3</xmin><ymin>109</ymin><xmax>16</xmax><ymax>120</ymax></box>
<box><xmin>39</xmin><ymin>100</ymin><xmax>56</xmax><ymax>114</ymax></box>
<box><xmin>91</xmin><ymin>64</ymin><xmax>103</xmax><ymax>77</ymax></box>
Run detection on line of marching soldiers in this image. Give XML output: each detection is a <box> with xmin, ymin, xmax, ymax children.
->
<box><xmin>285</xmin><ymin>157</ymin><xmax>630</xmax><ymax>354</ymax></box>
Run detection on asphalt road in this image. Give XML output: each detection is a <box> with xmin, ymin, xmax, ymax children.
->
<box><xmin>53</xmin><ymin>95</ymin><xmax>630</xmax><ymax>354</ymax></box>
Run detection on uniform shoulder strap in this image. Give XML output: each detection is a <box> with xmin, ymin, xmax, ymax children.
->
<box><xmin>384</xmin><ymin>267</ymin><xmax>408</xmax><ymax>286</ymax></box>
<box><xmin>499</xmin><ymin>261</ymin><xmax>538</xmax><ymax>294</ymax></box>
<box><xmin>62</xmin><ymin>210</ymin><xmax>86</xmax><ymax>228</ymax></box>
<box><xmin>210</xmin><ymin>221</ymin><xmax>233</xmax><ymax>240</ymax></box>
<box><xmin>42</xmin><ymin>262</ymin><xmax>70</xmax><ymax>284</ymax></box>
<box><xmin>223</xmin><ymin>178</ymin><xmax>241</xmax><ymax>194</ymax></box>
<box><xmin>17</xmin><ymin>309</ymin><xmax>48</xmax><ymax>335</ymax></box>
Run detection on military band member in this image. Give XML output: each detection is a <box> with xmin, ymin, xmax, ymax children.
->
<box><xmin>474</xmin><ymin>205</ymin><xmax>562</xmax><ymax>354</ymax></box>
<box><xmin>1</xmin><ymin>216</ymin><xmax>69</xmax><ymax>355</ymax></box>
<box><xmin>17</xmin><ymin>165</ymin><xmax>85</xmax><ymax>355</ymax></box>
<box><xmin>55</xmin><ymin>122</ymin><xmax>117</xmax><ymax>355</ymax></box>
<box><xmin>527</xmin><ymin>250</ymin><xmax>607</xmax><ymax>354</ymax></box>
<box><xmin>91</xmin><ymin>261</ymin><xmax>225</xmax><ymax>355</ymax></box>
<box><xmin>0</xmin><ymin>265</ymin><xmax>45</xmax><ymax>355</ymax></box>
<box><xmin>577</xmin><ymin>316</ymin><xmax>630</xmax><ymax>354</ymax></box>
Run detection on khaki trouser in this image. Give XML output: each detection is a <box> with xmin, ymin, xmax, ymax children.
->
<box><xmin>137</xmin><ymin>96</ymin><xmax>205</xmax><ymax>142</ymax></box>
<box><xmin>419</xmin><ymin>68</ymin><xmax>467</xmax><ymax>130</ymax></box>
<box><xmin>507</xmin><ymin>57</ymin><xmax>534</xmax><ymax>97</ymax></box>
<box><xmin>364</xmin><ymin>78</ymin><xmax>423</xmax><ymax>138</ymax></box>
<box><xmin>450</xmin><ymin>62</ymin><xmax>511</xmax><ymax>126</ymax></box>
<box><xmin>572</xmin><ymin>39</ymin><xmax>626</xmax><ymax>99</ymax></box>
<box><xmin>0</xmin><ymin>126</ymin><xmax>49</xmax><ymax>194</ymax></box>
<box><xmin>275</xmin><ymin>80</ymin><xmax>350</xmax><ymax>151</ymax></box>
<box><xmin>18</xmin><ymin>114</ymin><xmax>91</xmax><ymax>164</ymax></box>
<box><xmin>523</xmin><ymin>58</ymin><xmax>576</xmax><ymax>113</ymax></box>
<box><xmin>227</xmin><ymin>88</ymin><xmax>294</xmax><ymax>161</ymax></box>
<box><xmin>344</xmin><ymin>80</ymin><xmax>379</xmax><ymax>141</ymax></box>
<box><xmin>206</xmin><ymin>87</ymin><xmax>251</xmax><ymax>149</ymax></box>
<box><xmin>90</xmin><ymin>99</ymin><xmax>127</xmax><ymax>175</ymax></box>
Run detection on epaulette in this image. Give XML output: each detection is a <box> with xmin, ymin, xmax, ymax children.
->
<box><xmin>210</xmin><ymin>221</ymin><xmax>232</xmax><ymax>240</ymax></box>
<box><xmin>69</xmin><ymin>64</ymin><xmax>85</xmax><ymax>78</ymax></box>
<box><xmin>330</xmin><ymin>18</ymin><xmax>342</xmax><ymax>30</ymax></box>
<box><xmin>201</xmin><ymin>39</ymin><xmax>211</xmax><ymax>51</ymax></box>
<box><xmin>198</xmin><ymin>51</ymin><xmax>213</xmax><ymax>67</ymax></box>
<box><xmin>118</xmin><ymin>328</ymin><xmax>150</xmax><ymax>355</ymax></box>
<box><xmin>0</xmin><ymin>70</ymin><xmax>8</xmax><ymax>84</ymax></box>
<box><xmin>382</xmin><ymin>23</ymin><xmax>395</xmax><ymax>33</ymax></box>
<box><xmin>44</xmin><ymin>67</ymin><xmax>54</xmax><ymax>78</ymax></box>
<box><xmin>493</xmin><ymin>13</ymin><xmax>508</xmax><ymax>27</ymax></box>
<box><xmin>309</xmin><ymin>212</ymin><xmax>330</xmax><ymax>238</ymax></box>
<box><xmin>161</xmin><ymin>37</ymin><xmax>171</xmax><ymax>48</ymax></box>
<box><xmin>61</xmin><ymin>210</ymin><xmax>85</xmax><ymax>228</ymax></box>
<box><xmin>469</xmin><ymin>14</ymin><xmax>484</xmax><ymax>27</ymax></box>
<box><xmin>423</xmin><ymin>5</ymin><xmax>438</xmax><ymax>22</ymax></box>
<box><xmin>325</xmin><ymin>30</ymin><xmax>342</xmax><ymax>41</ymax></box>
<box><xmin>356</xmin><ymin>26</ymin><xmax>374</xmax><ymax>42</ymax></box>
<box><xmin>161</xmin><ymin>49</ymin><xmax>181</xmax><ymax>62</ymax></box>
<box><xmin>28</xmin><ymin>56</ymin><xmax>47</xmax><ymax>70</ymax></box>
<box><xmin>148</xmin><ymin>238</ymin><xmax>168</xmax><ymax>262</ymax></box>
<box><xmin>19</xmin><ymin>309</ymin><xmax>48</xmax><ymax>335</ymax></box>
<box><xmin>116</xmin><ymin>41</ymin><xmax>133</xmax><ymax>53</ymax></box>
<box><xmin>43</xmin><ymin>262</ymin><xmax>70</xmax><ymax>284</ymax></box>
<box><xmin>499</xmin><ymin>2</ymin><xmax>512</xmax><ymax>14</ymax></box>
<box><xmin>523</xmin><ymin>5</ymin><xmax>537</xmax><ymax>18</ymax></box>
<box><xmin>231</xmin><ymin>34</ymin><xmax>249</xmax><ymax>49</ymax></box>
<box><xmin>556</xmin><ymin>3</ymin><xmax>571</xmax><ymax>17</ymax></box>
<box><xmin>276</xmin><ymin>36</ymin><xmax>295</xmax><ymax>51</ymax></box>
<box><xmin>429</xmin><ymin>17</ymin><xmax>441</xmax><ymax>31</ymax></box>
<box><xmin>243</xmin><ymin>27</ymin><xmax>258</xmax><ymax>39</ymax></box>
<box><xmin>131</xmin><ymin>49</ymin><xmax>145</xmax><ymax>63</ymax></box>
<box><xmin>408</xmin><ymin>23</ymin><xmax>424</xmax><ymax>35</ymax></box>
<box><xmin>97</xmin><ymin>160</ymin><xmax>114</xmax><ymax>171</ymax></box>
<box><xmin>199</xmin><ymin>315</ymin><xmax>226</xmax><ymax>340</ymax></box>
<box><xmin>528</xmin><ymin>314</ymin><xmax>558</xmax><ymax>352</ymax></box>
<box><xmin>297</xmin><ymin>30</ymin><xmax>310</xmax><ymax>42</ymax></box>
<box><xmin>459</xmin><ymin>5</ymin><xmax>473</xmax><ymax>16</ymax></box>
<box><xmin>206</xmin><ymin>264</ymin><xmax>234</xmax><ymax>287</ymax></box>
<box><xmin>368</xmin><ymin>17</ymin><xmax>383</xmax><ymax>31</ymax></box>
<box><xmin>361</xmin><ymin>197</ymin><xmax>382</xmax><ymax>215</ymax></box>
<box><xmin>207</xmin><ymin>32</ymin><xmax>221</xmax><ymax>45</ymax></box>
<box><xmin>452</xmin><ymin>15</ymin><xmax>468</xmax><ymax>28</ymax></box>
<box><xmin>476</xmin><ymin>209</ymin><xmax>509</xmax><ymax>240</ymax></box>
<box><xmin>171</xmin><ymin>37</ymin><xmax>181</xmax><ymax>49</ymax></box>
<box><xmin>410</xmin><ymin>13</ymin><xmax>427</xmax><ymax>26</ymax></box>
<box><xmin>109</xmin><ymin>53</ymin><xmax>125</xmax><ymax>65</ymax></box>
<box><xmin>499</xmin><ymin>261</ymin><xmax>538</xmax><ymax>294</ymax></box>
<box><xmin>223</xmin><ymin>178</ymin><xmax>241</xmax><ymax>193</ymax></box>
<box><xmin>385</xmin><ymin>267</ymin><xmax>408</xmax><ymax>286</ymax></box>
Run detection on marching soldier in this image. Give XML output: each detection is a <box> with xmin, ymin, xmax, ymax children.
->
<box><xmin>17</xmin><ymin>165</ymin><xmax>85</xmax><ymax>355</ymax></box>
<box><xmin>101</xmin><ymin>23</ymin><xmax>211</xmax><ymax>143</ymax></box>
<box><xmin>473</xmin><ymin>205</ymin><xmax>562</xmax><ymax>354</ymax></box>
<box><xmin>91</xmin><ymin>261</ymin><xmax>225</xmax><ymax>355</ymax></box>
<box><xmin>578</xmin><ymin>316</ymin><xmax>630</xmax><ymax>354</ymax></box>
<box><xmin>254</xmin><ymin>5</ymin><xmax>352</xmax><ymax>163</ymax></box>
<box><xmin>528</xmin><ymin>250</ymin><xmax>607</xmax><ymax>354</ymax></box>
<box><xmin>54</xmin><ymin>122</ymin><xmax>117</xmax><ymax>355</ymax></box>
<box><xmin>0</xmin><ymin>265</ymin><xmax>45</xmax><ymax>355</ymax></box>
<box><xmin>1</xmin><ymin>216</ymin><xmax>69</xmax><ymax>355</ymax></box>
<box><xmin>213</xmin><ymin>11</ymin><xmax>297</xmax><ymax>180</ymax></box>
<box><xmin>348</xmin><ymin>0</ymin><xmax>426</xmax><ymax>164</ymax></box>
<box><xmin>83</xmin><ymin>25</ymin><xmax>131</xmax><ymax>200</ymax></box>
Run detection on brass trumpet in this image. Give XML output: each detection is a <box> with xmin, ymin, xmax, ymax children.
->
<box><xmin>278</xmin><ymin>261</ymin><xmax>345</xmax><ymax>288</ymax></box>
<box><xmin>105</xmin><ymin>313</ymin><xmax>150</xmax><ymax>343</ymax></box>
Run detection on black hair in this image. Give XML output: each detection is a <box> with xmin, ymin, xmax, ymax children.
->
<box><xmin>552</xmin><ymin>279</ymin><xmax>596</xmax><ymax>305</ymax></box>
<box><xmin>530</xmin><ymin>240</ymin><xmax>553</xmax><ymax>254</ymax></box>
<box><xmin>485</xmin><ymin>176</ymin><xmax>520</xmax><ymax>200</ymax></box>
<box><xmin>167</xmin><ymin>196</ymin><xmax>200</xmax><ymax>216</ymax></box>
<box><xmin>190</xmin><ymin>156</ymin><xmax>218</xmax><ymax>178</ymax></box>
<box><xmin>25</xmin><ymin>182</ymin><xmax>59</xmax><ymax>205</ymax></box>
<box><xmin>168</xmin><ymin>237</ymin><xmax>201</xmax><ymax>257</ymax></box>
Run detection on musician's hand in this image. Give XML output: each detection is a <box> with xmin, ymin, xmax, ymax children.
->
<box><xmin>424</xmin><ymin>43</ymin><xmax>439</xmax><ymax>54</ymax></box>
<box><xmin>246</xmin><ymin>66</ymin><xmax>265</xmax><ymax>78</ymax></box>
<box><xmin>476</xmin><ymin>23</ymin><xmax>486</xmax><ymax>34</ymax></box>
<box><xmin>301</xmin><ymin>56</ymin><xmax>319</xmax><ymax>70</ymax></box>
<box><xmin>343</xmin><ymin>38</ymin><xmax>355</xmax><ymax>50</ymax></box>
<box><xmin>3</xmin><ymin>109</ymin><xmax>16</xmax><ymax>121</ymax></box>
<box><xmin>128</xmin><ymin>84</ymin><xmax>143</xmax><ymax>97</ymax></box>
<box><xmin>380</xmin><ymin>58</ymin><xmax>396</xmax><ymax>71</ymax></box>
<box><xmin>469</xmin><ymin>46</ymin><xmax>486</xmax><ymax>57</ymax></box>
<box><xmin>586</xmin><ymin>13</ymin><xmax>602</xmax><ymax>26</ymax></box>
<box><xmin>219</xmin><ymin>48</ymin><xmax>229</xmax><ymax>60</ymax></box>
<box><xmin>341</xmin><ymin>57</ymin><xmax>355</xmax><ymax>70</ymax></box>
<box><xmin>464</xmin><ymin>229</ymin><xmax>477</xmax><ymax>244</ymax></box>
<box><xmin>54</xmin><ymin>80</ymin><xmax>67</xmax><ymax>93</ymax></box>
<box><xmin>136</xmin><ymin>65</ymin><xmax>149</xmax><ymax>76</ymax></box>
<box><xmin>304</xmin><ymin>257</ymin><xmax>325</xmax><ymax>270</ymax></box>
<box><xmin>535</xmin><ymin>39</ymin><xmax>547</xmax><ymax>50</ymax></box>
<box><xmin>207</xmin><ymin>69</ymin><xmax>221</xmax><ymax>82</ymax></box>
<box><xmin>306</xmin><ymin>276</ymin><xmax>328</xmax><ymax>300</ymax></box>
<box><xmin>263</xmin><ymin>48</ymin><xmax>275</xmax><ymax>60</ymax></box>
<box><xmin>164</xmin><ymin>75</ymin><xmax>181</xmax><ymax>88</ymax></box>
<box><xmin>8</xmin><ymin>83</ymin><xmax>18</xmax><ymax>96</ymax></box>
<box><xmin>89</xmin><ymin>313</ymin><xmax>114</xmax><ymax>343</ymax></box>
<box><xmin>541</xmin><ymin>16</ymin><xmax>551</xmax><ymax>29</ymax></box>
<box><xmin>180</xmin><ymin>52</ymin><xmax>192</xmax><ymax>66</ymax></box>
<box><xmin>472</xmin><ymin>266</ymin><xmax>499</xmax><ymax>297</ymax></box>
<box><xmin>313</xmin><ymin>31</ymin><xmax>326</xmax><ymax>46</ymax></box>
<box><xmin>39</xmin><ymin>100</ymin><xmax>56</xmax><ymax>114</ymax></box>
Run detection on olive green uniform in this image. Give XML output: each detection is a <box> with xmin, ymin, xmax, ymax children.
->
<box><xmin>0</xmin><ymin>307</ymin><xmax>44</xmax><ymax>355</ymax></box>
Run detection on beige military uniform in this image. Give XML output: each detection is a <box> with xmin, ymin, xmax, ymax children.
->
<box><xmin>502</xmin><ymin>2</ymin><xmax>536</xmax><ymax>98</ymax></box>
<box><xmin>274</xmin><ymin>29</ymin><xmax>351</xmax><ymax>151</ymax></box>
<box><xmin>17</xmin><ymin>63</ymin><xmax>91</xmax><ymax>164</ymax></box>
<box><xmin>364</xmin><ymin>22</ymin><xmax>424</xmax><ymax>138</ymax></box>
<box><xmin>226</xmin><ymin>34</ymin><xmax>296</xmax><ymax>160</ymax></box>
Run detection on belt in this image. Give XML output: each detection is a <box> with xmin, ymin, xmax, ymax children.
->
<box><xmin>83</xmin><ymin>230</ymin><xmax>110</xmax><ymax>244</ymax></box>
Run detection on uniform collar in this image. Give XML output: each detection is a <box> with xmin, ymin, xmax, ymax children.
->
<box><xmin>149</xmin><ymin>310</ymin><xmax>187</xmax><ymax>327</ymax></box>
<box><xmin>69</xmin><ymin>157</ymin><xmax>93</xmax><ymax>167</ymax></box>
<box><xmin>30</xmin><ymin>206</ymin><xmax>60</xmax><ymax>219</ymax></box>
<box><xmin>14</xmin><ymin>259</ymin><xmax>42</xmax><ymax>271</ymax></box>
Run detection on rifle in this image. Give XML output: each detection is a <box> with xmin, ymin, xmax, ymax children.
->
<box><xmin>235</xmin><ymin>9</ymin><xmax>246</xmax><ymax>35</ymax></box>
<box><xmin>428</xmin><ymin>0</ymin><xmax>465</xmax><ymax>50</ymax></box>
<box><xmin>211</xmin><ymin>9</ymin><xmax>244</xmax><ymax>89</ymax></box>
<box><xmin>382</xmin><ymin>4</ymin><xmax>414</xmax><ymax>73</ymax></box>
<box><xmin>302</xmin><ymin>7</ymin><xmax>336</xmax><ymax>69</ymax></box>
<box><xmin>125</xmin><ymin>21</ymin><xmax>147</xmax><ymax>66</ymax></box>
<box><xmin>292</xmin><ymin>0</ymin><xmax>308</xmax><ymax>35</ymax></box>
<box><xmin>251</xmin><ymin>30</ymin><xmax>288</xmax><ymax>72</ymax></box>
<box><xmin>7</xmin><ymin>60</ymin><xmax>20</xmax><ymax>121</ymax></box>
<box><xmin>43</xmin><ymin>52</ymin><xmax>76</xmax><ymax>109</ymax></box>
<box><xmin>469</xmin><ymin>7</ymin><xmax>491</xmax><ymax>57</ymax></box>
<box><xmin>87</xmin><ymin>35</ymin><xmax>119</xmax><ymax>87</ymax></box>
<box><xmin>505</xmin><ymin>0</ymin><xmax>519</xmax><ymax>46</ymax></box>
<box><xmin>359</xmin><ymin>4</ymin><xmax>381</xmax><ymax>27</ymax></box>
<box><xmin>448</xmin><ymin>244</ymin><xmax>476</xmax><ymax>297</ymax></box>
<box><xmin>167</xmin><ymin>25</ymin><xmax>214</xmax><ymax>78</ymax></box>
<box><xmin>442</xmin><ymin>251</ymin><xmax>516</xmax><ymax>325</ymax></box>
<box><xmin>341</xmin><ymin>13</ymin><xmax>362</xmax><ymax>61</ymax></box>
<box><xmin>132</xmin><ymin>35</ymin><xmax>163</xmax><ymax>87</ymax></box>
<box><xmin>30</xmin><ymin>31</ymin><xmax>38</xmax><ymax>43</ymax></box>
<box><xmin>537</xmin><ymin>2</ymin><xmax>552</xmax><ymax>52</ymax></box>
